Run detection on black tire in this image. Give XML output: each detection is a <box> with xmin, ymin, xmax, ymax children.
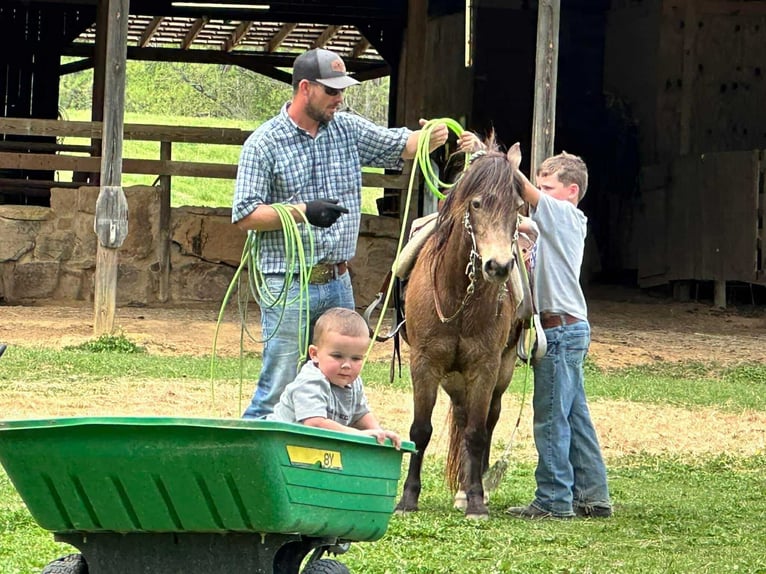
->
<box><xmin>41</xmin><ymin>554</ymin><xmax>88</xmax><ymax>574</ymax></box>
<box><xmin>302</xmin><ymin>558</ymin><xmax>351</xmax><ymax>574</ymax></box>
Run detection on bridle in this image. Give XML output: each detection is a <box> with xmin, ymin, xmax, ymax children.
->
<box><xmin>432</xmin><ymin>209</ymin><xmax>521</xmax><ymax>324</ymax></box>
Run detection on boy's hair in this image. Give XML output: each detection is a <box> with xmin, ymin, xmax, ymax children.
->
<box><xmin>313</xmin><ymin>307</ymin><xmax>370</xmax><ymax>345</ymax></box>
<box><xmin>537</xmin><ymin>151</ymin><xmax>588</xmax><ymax>202</ymax></box>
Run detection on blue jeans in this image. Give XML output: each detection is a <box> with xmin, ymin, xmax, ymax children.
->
<box><xmin>530</xmin><ymin>320</ymin><xmax>610</xmax><ymax>516</ymax></box>
<box><xmin>242</xmin><ymin>272</ymin><xmax>355</xmax><ymax>419</ymax></box>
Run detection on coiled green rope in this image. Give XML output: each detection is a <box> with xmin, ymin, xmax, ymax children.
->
<box><xmin>211</xmin><ymin>203</ymin><xmax>315</xmax><ymax>413</ymax></box>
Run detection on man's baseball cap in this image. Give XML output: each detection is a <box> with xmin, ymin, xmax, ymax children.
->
<box><xmin>292</xmin><ymin>48</ymin><xmax>360</xmax><ymax>90</ymax></box>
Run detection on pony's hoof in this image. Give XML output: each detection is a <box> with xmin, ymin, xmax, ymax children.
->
<box><xmin>454</xmin><ymin>489</ymin><xmax>489</xmax><ymax>510</ymax></box>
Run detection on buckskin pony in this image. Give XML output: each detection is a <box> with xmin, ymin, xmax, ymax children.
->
<box><xmin>395</xmin><ymin>141</ymin><xmax>529</xmax><ymax>519</ymax></box>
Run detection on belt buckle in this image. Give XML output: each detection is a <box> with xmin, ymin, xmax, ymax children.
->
<box><xmin>309</xmin><ymin>264</ymin><xmax>333</xmax><ymax>284</ymax></box>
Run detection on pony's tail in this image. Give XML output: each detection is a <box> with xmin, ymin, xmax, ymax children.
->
<box><xmin>445</xmin><ymin>405</ymin><xmax>464</xmax><ymax>494</ymax></box>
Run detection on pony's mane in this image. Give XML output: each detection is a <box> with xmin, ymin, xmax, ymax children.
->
<box><xmin>433</xmin><ymin>135</ymin><xmax>522</xmax><ymax>250</ymax></box>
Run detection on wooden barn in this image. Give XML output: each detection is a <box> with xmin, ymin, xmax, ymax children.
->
<box><xmin>0</xmin><ymin>0</ymin><xmax>764</xmax><ymax>330</ymax></box>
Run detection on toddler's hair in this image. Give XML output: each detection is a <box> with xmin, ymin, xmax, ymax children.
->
<box><xmin>313</xmin><ymin>307</ymin><xmax>370</xmax><ymax>345</ymax></box>
<box><xmin>537</xmin><ymin>151</ymin><xmax>588</xmax><ymax>202</ymax></box>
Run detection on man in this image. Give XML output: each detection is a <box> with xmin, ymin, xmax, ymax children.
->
<box><xmin>233</xmin><ymin>48</ymin><xmax>447</xmax><ymax>419</ymax></box>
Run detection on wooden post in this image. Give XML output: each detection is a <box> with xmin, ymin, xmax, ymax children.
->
<box><xmin>530</xmin><ymin>0</ymin><xmax>561</xmax><ymax>176</ymax></box>
<box><xmin>397</xmin><ymin>0</ymin><xmax>427</xmax><ymax>230</ymax></box>
<box><xmin>93</xmin><ymin>0</ymin><xmax>130</xmax><ymax>336</ymax></box>
<box><xmin>87</xmin><ymin>0</ymin><xmax>109</xmax><ymax>185</ymax></box>
<box><xmin>158</xmin><ymin>141</ymin><xmax>172</xmax><ymax>302</ymax></box>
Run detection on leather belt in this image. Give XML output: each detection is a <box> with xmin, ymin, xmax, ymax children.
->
<box><xmin>539</xmin><ymin>312</ymin><xmax>580</xmax><ymax>329</ymax></box>
<box><xmin>308</xmin><ymin>261</ymin><xmax>348</xmax><ymax>285</ymax></box>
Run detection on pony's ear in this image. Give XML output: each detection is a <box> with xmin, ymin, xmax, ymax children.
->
<box><xmin>507</xmin><ymin>142</ymin><xmax>522</xmax><ymax>171</ymax></box>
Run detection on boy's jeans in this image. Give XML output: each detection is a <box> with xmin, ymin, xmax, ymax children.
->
<box><xmin>531</xmin><ymin>320</ymin><xmax>610</xmax><ymax>516</ymax></box>
<box><xmin>242</xmin><ymin>272</ymin><xmax>355</xmax><ymax>419</ymax></box>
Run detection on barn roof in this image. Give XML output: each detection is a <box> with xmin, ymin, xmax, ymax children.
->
<box><xmin>46</xmin><ymin>0</ymin><xmax>412</xmax><ymax>83</ymax></box>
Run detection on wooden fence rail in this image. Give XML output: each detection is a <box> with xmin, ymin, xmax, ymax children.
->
<box><xmin>0</xmin><ymin>118</ymin><xmax>411</xmax><ymax>190</ymax></box>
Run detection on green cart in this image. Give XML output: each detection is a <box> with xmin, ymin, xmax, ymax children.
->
<box><xmin>0</xmin><ymin>417</ymin><xmax>414</xmax><ymax>574</ymax></box>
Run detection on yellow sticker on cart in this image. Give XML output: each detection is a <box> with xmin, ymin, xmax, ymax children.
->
<box><xmin>286</xmin><ymin>445</ymin><xmax>343</xmax><ymax>470</ymax></box>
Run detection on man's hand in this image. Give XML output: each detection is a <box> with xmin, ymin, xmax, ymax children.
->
<box><xmin>305</xmin><ymin>198</ymin><xmax>349</xmax><ymax>228</ymax></box>
<box><xmin>418</xmin><ymin>118</ymin><xmax>449</xmax><ymax>153</ymax></box>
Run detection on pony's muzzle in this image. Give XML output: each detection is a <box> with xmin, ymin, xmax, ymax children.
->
<box><xmin>482</xmin><ymin>257</ymin><xmax>514</xmax><ymax>282</ymax></box>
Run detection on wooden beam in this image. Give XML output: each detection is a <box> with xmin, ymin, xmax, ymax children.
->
<box><xmin>94</xmin><ymin>0</ymin><xmax>130</xmax><ymax>336</ymax></box>
<box><xmin>60</xmin><ymin>58</ymin><xmax>95</xmax><ymax>75</ymax></box>
<box><xmin>158</xmin><ymin>141</ymin><xmax>172</xmax><ymax>302</ymax></box>
<box><xmin>700</xmin><ymin>0</ymin><xmax>766</xmax><ymax>15</ymax></box>
<box><xmin>397</xmin><ymin>0</ymin><xmax>427</xmax><ymax>226</ymax></box>
<box><xmin>0</xmin><ymin>141</ymin><xmax>91</xmax><ymax>153</ymax></box>
<box><xmin>352</xmin><ymin>37</ymin><xmax>371</xmax><ymax>59</ymax></box>
<box><xmin>0</xmin><ymin>152</ymin><xmax>237</xmax><ymax>179</ymax></box>
<box><xmin>0</xmin><ymin>118</ymin><xmax>251</xmax><ymax>144</ymax></box>
<box><xmin>139</xmin><ymin>16</ymin><xmax>164</xmax><ymax>47</ymax></box>
<box><xmin>312</xmin><ymin>25</ymin><xmax>341</xmax><ymax>49</ymax></box>
<box><xmin>223</xmin><ymin>20</ymin><xmax>253</xmax><ymax>52</ymax></box>
<box><xmin>182</xmin><ymin>16</ymin><xmax>209</xmax><ymax>50</ymax></box>
<box><xmin>266</xmin><ymin>22</ymin><xmax>297</xmax><ymax>53</ymax></box>
<box><xmin>530</xmin><ymin>0</ymin><xmax>561</xmax><ymax>175</ymax></box>
<box><xmin>64</xmin><ymin>44</ymin><xmax>383</xmax><ymax>76</ymax></box>
<box><xmin>0</xmin><ymin>152</ymin><xmax>409</xmax><ymax>188</ymax></box>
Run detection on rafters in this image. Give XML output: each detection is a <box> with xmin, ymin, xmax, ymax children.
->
<box><xmin>311</xmin><ymin>24</ymin><xmax>340</xmax><ymax>49</ymax></box>
<box><xmin>138</xmin><ymin>16</ymin><xmax>164</xmax><ymax>47</ymax></box>
<box><xmin>223</xmin><ymin>20</ymin><xmax>252</xmax><ymax>52</ymax></box>
<box><xmin>266</xmin><ymin>22</ymin><xmax>296</xmax><ymax>53</ymax></box>
<box><xmin>181</xmin><ymin>16</ymin><xmax>209</xmax><ymax>50</ymax></box>
<box><xmin>352</xmin><ymin>36</ymin><xmax>370</xmax><ymax>59</ymax></box>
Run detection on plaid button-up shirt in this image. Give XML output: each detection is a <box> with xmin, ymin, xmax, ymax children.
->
<box><xmin>233</xmin><ymin>104</ymin><xmax>411</xmax><ymax>274</ymax></box>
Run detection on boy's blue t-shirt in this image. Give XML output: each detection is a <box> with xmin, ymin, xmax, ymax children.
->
<box><xmin>531</xmin><ymin>193</ymin><xmax>588</xmax><ymax>320</ymax></box>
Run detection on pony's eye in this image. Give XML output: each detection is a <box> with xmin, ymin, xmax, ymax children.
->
<box><xmin>470</xmin><ymin>197</ymin><xmax>482</xmax><ymax>209</ymax></box>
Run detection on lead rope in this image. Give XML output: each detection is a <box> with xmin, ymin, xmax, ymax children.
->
<box><xmin>484</xmin><ymin>225</ymin><xmax>534</xmax><ymax>493</ymax></box>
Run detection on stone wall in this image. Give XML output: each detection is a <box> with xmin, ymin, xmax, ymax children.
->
<box><xmin>0</xmin><ymin>186</ymin><xmax>400</xmax><ymax>309</ymax></box>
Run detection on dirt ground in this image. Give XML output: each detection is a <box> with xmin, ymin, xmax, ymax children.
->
<box><xmin>1</xmin><ymin>285</ymin><xmax>765</xmax><ymax>460</ymax></box>
<box><xmin>2</xmin><ymin>284</ymin><xmax>764</xmax><ymax>366</ymax></box>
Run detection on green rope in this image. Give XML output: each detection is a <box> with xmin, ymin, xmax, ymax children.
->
<box><xmin>210</xmin><ymin>203</ymin><xmax>315</xmax><ymax>415</ymax></box>
<box><xmin>364</xmin><ymin>118</ymin><xmax>468</xmax><ymax>363</ymax></box>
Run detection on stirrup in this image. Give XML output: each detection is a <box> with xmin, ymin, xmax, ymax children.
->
<box><xmin>516</xmin><ymin>314</ymin><xmax>546</xmax><ymax>362</ymax></box>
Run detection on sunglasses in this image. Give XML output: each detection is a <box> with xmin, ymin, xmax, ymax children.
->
<box><xmin>310</xmin><ymin>81</ymin><xmax>344</xmax><ymax>97</ymax></box>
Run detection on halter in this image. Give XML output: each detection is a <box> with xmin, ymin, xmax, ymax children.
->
<box><xmin>432</xmin><ymin>210</ymin><xmax>521</xmax><ymax>324</ymax></box>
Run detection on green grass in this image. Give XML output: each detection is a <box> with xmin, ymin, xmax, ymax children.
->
<box><xmin>2</xmin><ymin>346</ymin><xmax>766</xmax><ymax>573</ymax></box>
<box><xmin>59</xmin><ymin>109</ymin><xmax>384</xmax><ymax>213</ymax></box>
<box><xmin>585</xmin><ymin>359</ymin><xmax>766</xmax><ymax>412</ymax></box>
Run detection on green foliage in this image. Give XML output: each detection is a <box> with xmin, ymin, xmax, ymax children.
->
<box><xmin>59</xmin><ymin>60</ymin><xmax>390</xmax><ymax>124</ymax></box>
<box><xmin>64</xmin><ymin>333</ymin><xmax>145</xmax><ymax>354</ymax></box>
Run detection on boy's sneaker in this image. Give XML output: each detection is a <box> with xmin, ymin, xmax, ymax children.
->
<box><xmin>574</xmin><ymin>504</ymin><xmax>613</xmax><ymax>518</ymax></box>
<box><xmin>506</xmin><ymin>504</ymin><xmax>572</xmax><ymax>520</ymax></box>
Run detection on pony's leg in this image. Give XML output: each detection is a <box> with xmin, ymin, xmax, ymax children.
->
<box><xmin>395</xmin><ymin>361</ymin><xmax>441</xmax><ymax>513</ymax></box>
<box><xmin>459</xmin><ymin>364</ymin><xmax>502</xmax><ymax>519</ymax></box>
<box><xmin>442</xmin><ymin>378</ymin><xmax>487</xmax><ymax>511</ymax></box>
<box><xmin>485</xmin><ymin>349</ymin><xmax>517</xmax><ymax>472</ymax></box>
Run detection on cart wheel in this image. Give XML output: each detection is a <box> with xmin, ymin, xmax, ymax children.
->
<box><xmin>302</xmin><ymin>558</ymin><xmax>350</xmax><ymax>574</ymax></box>
<box><xmin>41</xmin><ymin>553</ymin><xmax>88</xmax><ymax>574</ymax></box>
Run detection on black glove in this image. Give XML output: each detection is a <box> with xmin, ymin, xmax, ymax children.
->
<box><xmin>305</xmin><ymin>198</ymin><xmax>349</xmax><ymax>228</ymax></box>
